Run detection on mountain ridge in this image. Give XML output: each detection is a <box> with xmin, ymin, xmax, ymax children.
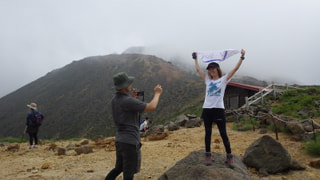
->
<box><xmin>0</xmin><ymin>54</ymin><xmax>205</xmax><ymax>139</ymax></box>
<box><xmin>0</xmin><ymin>53</ymin><xmax>269</xmax><ymax>140</ymax></box>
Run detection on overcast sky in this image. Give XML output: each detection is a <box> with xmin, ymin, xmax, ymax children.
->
<box><xmin>1</xmin><ymin>0</ymin><xmax>319</xmax><ymax>98</ymax></box>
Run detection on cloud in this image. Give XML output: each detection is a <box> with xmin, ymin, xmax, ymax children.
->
<box><xmin>0</xmin><ymin>0</ymin><xmax>319</xmax><ymax>97</ymax></box>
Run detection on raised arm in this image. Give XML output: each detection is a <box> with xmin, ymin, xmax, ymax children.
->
<box><xmin>192</xmin><ymin>52</ymin><xmax>206</xmax><ymax>81</ymax></box>
<box><xmin>227</xmin><ymin>49</ymin><xmax>246</xmax><ymax>81</ymax></box>
<box><xmin>144</xmin><ymin>84</ymin><xmax>163</xmax><ymax>111</ymax></box>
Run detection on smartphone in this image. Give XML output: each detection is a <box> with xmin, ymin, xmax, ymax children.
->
<box><xmin>137</xmin><ymin>91</ymin><xmax>144</xmax><ymax>96</ymax></box>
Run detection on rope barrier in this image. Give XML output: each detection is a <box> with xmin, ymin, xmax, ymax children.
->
<box><xmin>230</xmin><ymin>109</ymin><xmax>316</xmax><ymax>125</ymax></box>
<box><xmin>229</xmin><ymin>109</ymin><xmax>319</xmax><ymax>140</ymax></box>
<box><xmin>232</xmin><ymin>84</ymin><xmax>319</xmax><ymax>141</ymax></box>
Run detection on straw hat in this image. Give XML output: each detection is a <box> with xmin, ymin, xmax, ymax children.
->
<box><xmin>27</xmin><ymin>103</ymin><xmax>37</xmax><ymax>110</ymax></box>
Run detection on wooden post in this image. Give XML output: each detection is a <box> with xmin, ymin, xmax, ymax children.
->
<box><xmin>245</xmin><ymin>96</ymin><xmax>249</xmax><ymax>111</ymax></box>
<box><xmin>311</xmin><ymin>118</ymin><xmax>316</xmax><ymax>143</ymax></box>
<box><xmin>251</xmin><ymin>117</ymin><xmax>255</xmax><ymax>132</ymax></box>
<box><xmin>272</xmin><ymin>82</ymin><xmax>276</xmax><ymax>98</ymax></box>
<box><xmin>260</xmin><ymin>89</ymin><xmax>264</xmax><ymax>104</ymax></box>
<box><xmin>271</xmin><ymin>116</ymin><xmax>279</xmax><ymax>140</ymax></box>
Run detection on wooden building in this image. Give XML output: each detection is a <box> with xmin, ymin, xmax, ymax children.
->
<box><xmin>224</xmin><ymin>82</ymin><xmax>265</xmax><ymax>109</ymax></box>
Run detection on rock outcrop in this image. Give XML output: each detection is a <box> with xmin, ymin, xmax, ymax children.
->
<box><xmin>159</xmin><ymin>150</ymin><xmax>251</xmax><ymax>180</ymax></box>
<box><xmin>243</xmin><ymin>135</ymin><xmax>305</xmax><ymax>176</ymax></box>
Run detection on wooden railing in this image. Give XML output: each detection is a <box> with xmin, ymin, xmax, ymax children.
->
<box><xmin>243</xmin><ymin>83</ymin><xmax>298</xmax><ymax>109</ymax></box>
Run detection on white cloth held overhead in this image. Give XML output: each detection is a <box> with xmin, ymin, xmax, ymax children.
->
<box><xmin>197</xmin><ymin>49</ymin><xmax>240</xmax><ymax>63</ymax></box>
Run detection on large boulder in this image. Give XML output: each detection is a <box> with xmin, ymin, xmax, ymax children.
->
<box><xmin>243</xmin><ymin>135</ymin><xmax>291</xmax><ymax>175</ymax></box>
<box><xmin>186</xmin><ymin>114</ymin><xmax>197</xmax><ymax>119</ymax></box>
<box><xmin>145</xmin><ymin>125</ymin><xmax>164</xmax><ymax>136</ymax></box>
<box><xmin>175</xmin><ymin>115</ymin><xmax>188</xmax><ymax>127</ymax></box>
<box><xmin>286</xmin><ymin>121</ymin><xmax>305</xmax><ymax>135</ymax></box>
<box><xmin>159</xmin><ymin>150</ymin><xmax>251</xmax><ymax>180</ymax></box>
<box><xmin>310</xmin><ymin>160</ymin><xmax>320</xmax><ymax>169</ymax></box>
<box><xmin>74</xmin><ymin>145</ymin><xmax>93</xmax><ymax>155</ymax></box>
<box><xmin>167</xmin><ymin>121</ymin><xmax>179</xmax><ymax>131</ymax></box>
<box><xmin>185</xmin><ymin>118</ymin><xmax>201</xmax><ymax>128</ymax></box>
<box><xmin>6</xmin><ymin>143</ymin><xmax>20</xmax><ymax>152</ymax></box>
<box><xmin>144</xmin><ymin>125</ymin><xmax>168</xmax><ymax>141</ymax></box>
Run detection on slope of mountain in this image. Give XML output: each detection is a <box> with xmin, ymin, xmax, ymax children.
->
<box><xmin>0</xmin><ymin>54</ymin><xmax>204</xmax><ymax>139</ymax></box>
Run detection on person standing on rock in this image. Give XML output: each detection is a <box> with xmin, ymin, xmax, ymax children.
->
<box><xmin>105</xmin><ymin>72</ymin><xmax>163</xmax><ymax>180</ymax></box>
<box><xmin>25</xmin><ymin>102</ymin><xmax>44</xmax><ymax>149</ymax></box>
<box><xmin>192</xmin><ymin>49</ymin><xmax>246</xmax><ymax>166</ymax></box>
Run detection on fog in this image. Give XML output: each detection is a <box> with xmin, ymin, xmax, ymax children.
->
<box><xmin>1</xmin><ymin>0</ymin><xmax>319</xmax><ymax>98</ymax></box>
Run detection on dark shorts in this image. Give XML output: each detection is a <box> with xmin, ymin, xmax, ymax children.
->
<box><xmin>201</xmin><ymin>108</ymin><xmax>225</xmax><ymax>122</ymax></box>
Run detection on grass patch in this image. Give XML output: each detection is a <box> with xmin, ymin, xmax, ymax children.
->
<box><xmin>0</xmin><ymin>137</ymin><xmax>26</xmax><ymax>143</ymax></box>
<box><xmin>231</xmin><ymin>123</ymin><xmax>238</xmax><ymax>130</ymax></box>
<box><xmin>232</xmin><ymin>117</ymin><xmax>259</xmax><ymax>131</ymax></box>
<box><xmin>272</xmin><ymin>87</ymin><xmax>320</xmax><ymax>119</ymax></box>
<box><xmin>243</xmin><ymin>124</ymin><xmax>253</xmax><ymax>131</ymax></box>
<box><xmin>266</xmin><ymin>125</ymin><xmax>276</xmax><ymax>132</ymax></box>
<box><xmin>265</xmin><ymin>125</ymin><xmax>290</xmax><ymax>134</ymax></box>
<box><xmin>66</xmin><ymin>138</ymin><xmax>85</xmax><ymax>141</ymax></box>
<box><xmin>305</xmin><ymin>134</ymin><xmax>320</xmax><ymax>156</ymax></box>
<box><xmin>0</xmin><ymin>137</ymin><xmax>87</xmax><ymax>144</ymax></box>
<box><xmin>279</xmin><ymin>127</ymin><xmax>291</xmax><ymax>134</ymax></box>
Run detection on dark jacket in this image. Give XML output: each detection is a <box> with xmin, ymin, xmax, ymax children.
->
<box><xmin>26</xmin><ymin>109</ymin><xmax>43</xmax><ymax>133</ymax></box>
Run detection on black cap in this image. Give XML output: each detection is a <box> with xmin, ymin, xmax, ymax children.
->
<box><xmin>206</xmin><ymin>62</ymin><xmax>220</xmax><ymax>70</ymax></box>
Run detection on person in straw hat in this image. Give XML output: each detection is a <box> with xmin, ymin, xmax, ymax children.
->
<box><xmin>26</xmin><ymin>102</ymin><xmax>43</xmax><ymax>149</ymax></box>
<box><xmin>105</xmin><ymin>72</ymin><xmax>163</xmax><ymax>180</ymax></box>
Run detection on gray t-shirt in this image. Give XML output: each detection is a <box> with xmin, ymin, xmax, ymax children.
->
<box><xmin>111</xmin><ymin>92</ymin><xmax>147</xmax><ymax>145</ymax></box>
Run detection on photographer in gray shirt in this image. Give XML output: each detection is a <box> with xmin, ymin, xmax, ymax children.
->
<box><xmin>105</xmin><ymin>72</ymin><xmax>163</xmax><ymax>180</ymax></box>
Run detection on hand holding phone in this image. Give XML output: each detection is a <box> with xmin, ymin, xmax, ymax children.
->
<box><xmin>192</xmin><ymin>52</ymin><xmax>197</xmax><ymax>59</ymax></box>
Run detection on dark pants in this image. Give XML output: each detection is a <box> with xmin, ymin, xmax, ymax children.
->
<box><xmin>105</xmin><ymin>142</ymin><xmax>141</xmax><ymax>180</ymax></box>
<box><xmin>28</xmin><ymin>132</ymin><xmax>38</xmax><ymax>146</ymax></box>
<box><xmin>202</xmin><ymin>108</ymin><xmax>231</xmax><ymax>154</ymax></box>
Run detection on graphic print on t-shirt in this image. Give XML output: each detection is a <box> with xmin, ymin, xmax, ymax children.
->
<box><xmin>207</xmin><ymin>80</ymin><xmax>221</xmax><ymax>96</ymax></box>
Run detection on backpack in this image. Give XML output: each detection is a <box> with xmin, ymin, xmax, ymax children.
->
<box><xmin>31</xmin><ymin>111</ymin><xmax>43</xmax><ymax>127</ymax></box>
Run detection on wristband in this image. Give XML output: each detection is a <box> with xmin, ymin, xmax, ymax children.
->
<box><xmin>240</xmin><ymin>56</ymin><xmax>245</xmax><ymax>60</ymax></box>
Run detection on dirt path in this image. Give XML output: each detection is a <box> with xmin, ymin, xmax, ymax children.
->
<box><xmin>1</xmin><ymin>123</ymin><xmax>320</xmax><ymax>180</ymax></box>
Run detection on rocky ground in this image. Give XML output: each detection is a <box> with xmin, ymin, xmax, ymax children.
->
<box><xmin>1</xmin><ymin>123</ymin><xmax>320</xmax><ymax>180</ymax></box>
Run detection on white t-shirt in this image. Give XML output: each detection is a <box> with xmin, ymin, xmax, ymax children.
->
<box><xmin>139</xmin><ymin>121</ymin><xmax>148</xmax><ymax>131</ymax></box>
<box><xmin>203</xmin><ymin>74</ymin><xmax>230</xmax><ymax>109</ymax></box>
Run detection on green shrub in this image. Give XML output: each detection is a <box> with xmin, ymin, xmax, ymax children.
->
<box><xmin>279</xmin><ymin>127</ymin><xmax>291</xmax><ymax>134</ymax></box>
<box><xmin>272</xmin><ymin>105</ymin><xmax>281</xmax><ymax>114</ymax></box>
<box><xmin>305</xmin><ymin>134</ymin><xmax>320</xmax><ymax>156</ymax></box>
<box><xmin>231</xmin><ymin>123</ymin><xmax>238</xmax><ymax>130</ymax></box>
<box><xmin>267</xmin><ymin>125</ymin><xmax>276</xmax><ymax>132</ymax></box>
<box><xmin>243</xmin><ymin>124</ymin><xmax>253</xmax><ymax>131</ymax></box>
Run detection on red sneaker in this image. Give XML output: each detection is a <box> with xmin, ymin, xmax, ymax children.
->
<box><xmin>227</xmin><ymin>154</ymin><xmax>234</xmax><ymax>168</ymax></box>
<box><xmin>205</xmin><ymin>152</ymin><xmax>212</xmax><ymax>166</ymax></box>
